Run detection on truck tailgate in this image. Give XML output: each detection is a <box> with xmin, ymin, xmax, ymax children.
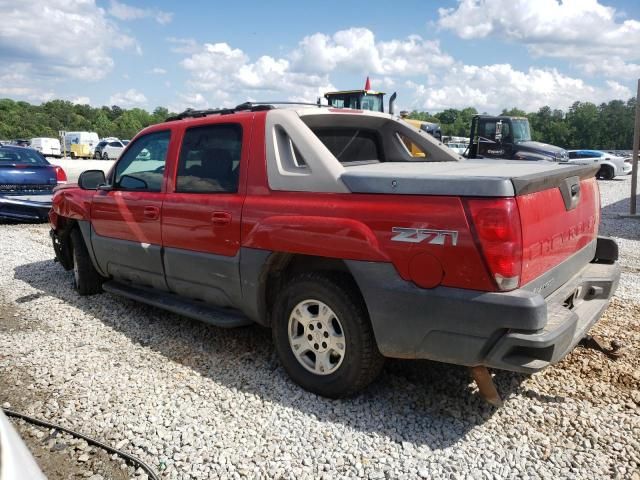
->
<box><xmin>518</xmin><ymin>175</ymin><xmax>599</xmax><ymax>287</ymax></box>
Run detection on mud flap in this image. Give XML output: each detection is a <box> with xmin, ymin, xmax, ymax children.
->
<box><xmin>50</xmin><ymin>228</ymin><xmax>73</xmax><ymax>271</ymax></box>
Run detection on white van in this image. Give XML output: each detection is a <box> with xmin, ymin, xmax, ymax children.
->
<box><xmin>30</xmin><ymin>137</ymin><xmax>61</xmax><ymax>157</ymax></box>
<box><xmin>63</xmin><ymin>132</ymin><xmax>99</xmax><ymax>156</ymax></box>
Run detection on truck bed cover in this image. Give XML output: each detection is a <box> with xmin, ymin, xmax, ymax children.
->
<box><xmin>340</xmin><ymin>160</ymin><xmax>599</xmax><ymax>197</ymax></box>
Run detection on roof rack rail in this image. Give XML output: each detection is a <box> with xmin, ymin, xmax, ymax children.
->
<box><xmin>236</xmin><ymin>101</ymin><xmax>323</xmax><ymax>108</ymax></box>
<box><xmin>165</xmin><ymin>101</ymin><xmax>323</xmax><ymax>122</ymax></box>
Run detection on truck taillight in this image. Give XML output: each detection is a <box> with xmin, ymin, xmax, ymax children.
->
<box><xmin>55</xmin><ymin>166</ymin><xmax>67</xmax><ymax>183</ymax></box>
<box><xmin>465</xmin><ymin>198</ymin><xmax>522</xmax><ymax>291</ymax></box>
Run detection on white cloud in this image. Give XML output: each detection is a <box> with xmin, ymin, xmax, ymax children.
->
<box><xmin>109</xmin><ymin>89</ymin><xmax>148</xmax><ymax>107</ymax></box>
<box><xmin>149</xmin><ymin>67</ymin><xmax>167</xmax><ymax>75</ymax></box>
<box><xmin>174</xmin><ymin>25</ymin><xmax>635</xmax><ymax>114</ymax></box>
<box><xmin>167</xmin><ymin>37</ymin><xmax>200</xmax><ymax>54</ymax></box>
<box><xmin>71</xmin><ymin>96</ymin><xmax>91</xmax><ymax>105</ymax></box>
<box><xmin>0</xmin><ymin>63</ymin><xmax>54</xmax><ymax>101</ymax></box>
<box><xmin>408</xmin><ymin>63</ymin><xmax>633</xmax><ymax>113</ymax></box>
<box><xmin>0</xmin><ymin>0</ymin><xmax>137</xmax><ymax>81</ymax></box>
<box><xmin>108</xmin><ymin>0</ymin><xmax>173</xmax><ymax>25</ymax></box>
<box><xmin>437</xmin><ymin>0</ymin><xmax>640</xmax><ymax>78</ymax></box>
<box><xmin>175</xmin><ymin>28</ymin><xmax>454</xmax><ymax>108</ymax></box>
<box><xmin>179</xmin><ymin>42</ymin><xmax>334</xmax><ymax>107</ymax></box>
<box><xmin>290</xmin><ymin>28</ymin><xmax>454</xmax><ymax>75</ymax></box>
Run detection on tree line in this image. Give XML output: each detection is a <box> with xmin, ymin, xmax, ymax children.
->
<box><xmin>0</xmin><ymin>99</ymin><xmax>173</xmax><ymax>141</ymax></box>
<box><xmin>0</xmin><ymin>97</ymin><xmax>637</xmax><ymax>149</ymax></box>
<box><xmin>409</xmin><ymin>98</ymin><xmax>637</xmax><ymax>150</ymax></box>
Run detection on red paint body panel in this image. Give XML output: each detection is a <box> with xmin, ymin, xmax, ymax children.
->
<box><xmin>51</xmin><ymin>187</ymin><xmax>94</xmax><ymax>223</ymax></box>
<box><xmin>518</xmin><ymin>177</ymin><xmax>599</xmax><ymax>285</ymax></box>
<box><xmin>241</xmin><ymin>191</ymin><xmax>495</xmax><ymax>291</ymax></box>
<box><xmin>91</xmin><ymin>190</ymin><xmax>165</xmax><ymax>245</ymax></box>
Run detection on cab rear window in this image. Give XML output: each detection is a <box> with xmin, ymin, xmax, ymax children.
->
<box><xmin>311</xmin><ymin>128</ymin><xmax>382</xmax><ymax>164</ymax></box>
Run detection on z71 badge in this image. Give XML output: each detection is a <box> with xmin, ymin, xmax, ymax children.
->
<box><xmin>391</xmin><ymin>227</ymin><xmax>459</xmax><ymax>246</ymax></box>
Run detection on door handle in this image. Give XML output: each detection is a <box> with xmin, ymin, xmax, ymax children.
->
<box><xmin>143</xmin><ymin>205</ymin><xmax>160</xmax><ymax>220</ymax></box>
<box><xmin>212</xmin><ymin>211</ymin><xmax>232</xmax><ymax>226</ymax></box>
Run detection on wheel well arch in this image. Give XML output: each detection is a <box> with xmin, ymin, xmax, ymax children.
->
<box><xmin>51</xmin><ymin>217</ymin><xmax>78</xmax><ymax>271</ymax></box>
<box><xmin>259</xmin><ymin>253</ymin><xmax>364</xmax><ymax>327</ymax></box>
<box><xmin>597</xmin><ymin>162</ymin><xmax>615</xmax><ymax>179</ymax></box>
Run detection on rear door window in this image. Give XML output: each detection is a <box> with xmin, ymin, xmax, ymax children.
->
<box><xmin>176</xmin><ymin>124</ymin><xmax>242</xmax><ymax>193</ymax></box>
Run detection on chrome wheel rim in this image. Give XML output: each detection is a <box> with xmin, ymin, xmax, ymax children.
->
<box><xmin>288</xmin><ymin>299</ymin><xmax>346</xmax><ymax>375</ymax></box>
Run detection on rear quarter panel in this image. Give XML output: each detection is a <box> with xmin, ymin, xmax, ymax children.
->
<box><xmin>242</xmin><ymin>192</ymin><xmax>495</xmax><ymax>291</ymax></box>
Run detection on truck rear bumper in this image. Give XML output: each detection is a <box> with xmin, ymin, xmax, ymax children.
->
<box><xmin>484</xmin><ymin>260</ymin><xmax>619</xmax><ymax>373</ymax></box>
<box><xmin>346</xmin><ymin>236</ymin><xmax>620</xmax><ymax>373</ymax></box>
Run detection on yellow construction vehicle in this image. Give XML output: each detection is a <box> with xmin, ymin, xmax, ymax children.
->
<box><xmin>324</xmin><ymin>78</ymin><xmax>442</xmax><ymax>158</ymax></box>
<box><xmin>324</xmin><ymin>77</ymin><xmax>397</xmax><ymax>114</ymax></box>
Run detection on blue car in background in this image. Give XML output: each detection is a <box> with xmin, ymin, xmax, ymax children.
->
<box><xmin>0</xmin><ymin>145</ymin><xmax>67</xmax><ymax>222</ymax></box>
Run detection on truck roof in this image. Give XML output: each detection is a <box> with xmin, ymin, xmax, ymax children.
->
<box><xmin>474</xmin><ymin>115</ymin><xmax>528</xmax><ymax>120</ymax></box>
<box><xmin>324</xmin><ymin>90</ymin><xmax>385</xmax><ymax>96</ymax></box>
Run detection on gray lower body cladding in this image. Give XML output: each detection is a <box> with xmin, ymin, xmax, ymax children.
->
<box><xmin>346</xmin><ymin>236</ymin><xmax>620</xmax><ymax>373</ymax></box>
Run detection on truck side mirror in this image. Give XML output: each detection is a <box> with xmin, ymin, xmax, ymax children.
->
<box><xmin>78</xmin><ymin>170</ymin><xmax>106</xmax><ymax>190</ymax></box>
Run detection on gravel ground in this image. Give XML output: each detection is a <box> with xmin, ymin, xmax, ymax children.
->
<box><xmin>1</xmin><ymin>176</ymin><xmax>639</xmax><ymax>479</ymax></box>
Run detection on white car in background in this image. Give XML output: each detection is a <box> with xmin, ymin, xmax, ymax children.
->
<box><xmin>30</xmin><ymin>137</ymin><xmax>61</xmax><ymax>157</ymax></box>
<box><xmin>0</xmin><ymin>409</ymin><xmax>46</xmax><ymax>479</ymax></box>
<box><xmin>567</xmin><ymin>150</ymin><xmax>632</xmax><ymax>180</ymax></box>
<box><xmin>102</xmin><ymin>140</ymin><xmax>126</xmax><ymax>160</ymax></box>
<box><xmin>446</xmin><ymin>142</ymin><xmax>468</xmax><ymax>155</ymax></box>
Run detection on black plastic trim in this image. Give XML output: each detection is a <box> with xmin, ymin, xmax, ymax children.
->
<box><xmin>103</xmin><ymin>281</ymin><xmax>252</xmax><ymax>328</ymax></box>
<box><xmin>345</xmin><ymin>248</ymin><xmax>619</xmax><ymax>371</ymax></box>
<box><xmin>345</xmin><ymin>261</ymin><xmax>546</xmax><ymax>363</ymax></box>
<box><xmin>511</xmin><ymin>164</ymin><xmax>599</xmax><ymax>195</ymax></box>
<box><xmin>594</xmin><ymin>236</ymin><xmax>618</xmax><ymax>263</ymax></box>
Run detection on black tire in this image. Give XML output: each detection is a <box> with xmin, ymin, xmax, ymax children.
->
<box><xmin>272</xmin><ymin>272</ymin><xmax>384</xmax><ymax>398</ymax></box>
<box><xmin>102</xmin><ymin>152</ymin><xmax>109</xmax><ymax>160</ymax></box>
<box><xmin>70</xmin><ymin>229</ymin><xmax>104</xmax><ymax>295</ymax></box>
<box><xmin>598</xmin><ymin>165</ymin><xmax>615</xmax><ymax>180</ymax></box>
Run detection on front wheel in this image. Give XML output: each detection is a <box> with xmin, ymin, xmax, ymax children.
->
<box><xmin>102</xmin><ymin>152</ymin><xmax>109</xmax><ymax>160</ymax></box>
<box><xmin>272</xmin><ymin>272</ymin><xmax>384</xmax><ymax>398</ymax></box>
<box><xmin>71</xmin><ymin>229</ymin><xmax>104</xmax><ymax>295</ymax></box>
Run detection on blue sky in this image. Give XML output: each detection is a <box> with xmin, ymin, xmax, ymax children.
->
<box><xmin>1</xmin><ymin>0</ymin><xmax>639</xmax><ymax>114</ymax></box>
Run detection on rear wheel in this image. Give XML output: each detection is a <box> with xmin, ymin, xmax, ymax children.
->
<box><xmin>272</xmin><ymin>272</ymin><xmax>384</xmax><ymax>398</ymax></box>
<box><xmin>598</xmin><ymin>165</ymin><xmax>615</xmax><ymax>180</ymax></box>
<box><xmin>71</xmin><ymin>229</ymin><xmax>104</xmax><ymax>295</ymax></box>
<box><xmin>102</xmin><ymin>152</ymin><xmax>109</xmax><ymax>160</ymax></box>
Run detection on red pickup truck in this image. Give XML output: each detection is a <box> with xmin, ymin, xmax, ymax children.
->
<box><xmin>49</xmin><ymin>103</ymin><xmax>620</xmax><ymax>399</ymax></box>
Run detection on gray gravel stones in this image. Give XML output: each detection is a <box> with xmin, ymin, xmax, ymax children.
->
<box><xmin>0</xmin><ymin>176</ymin><xmax>639</xmax><ymax>479</ymax></box>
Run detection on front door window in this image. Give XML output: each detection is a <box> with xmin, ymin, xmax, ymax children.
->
<box><xmin>113</xmin><ymin>131</ymin><xmax>171</xmax><ymax>192</ymax></box>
